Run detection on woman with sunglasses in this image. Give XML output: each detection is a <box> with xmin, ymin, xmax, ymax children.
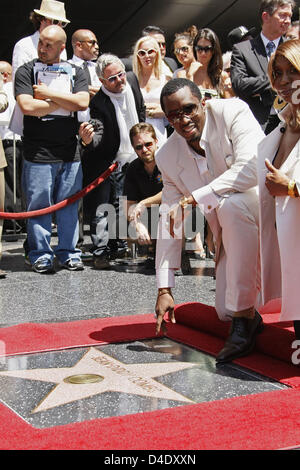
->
<box><xmin>188</xmin><ymin>28</ymin><xmax>234</xmax><ymax>101</ymax></box>
<box><xmin>257</xmin><ymin>39</ymin><xmax>300</xmax><ymax>341</ymax></box>
<box><xmin>172</xmin><ymin>28</ymin><xmax>198</xmax><ymax>79</ymax></box>
<box><xmin>133</xmin><ymin>36</ymin><xmax>169</xmax><ymax>148</ymax></box>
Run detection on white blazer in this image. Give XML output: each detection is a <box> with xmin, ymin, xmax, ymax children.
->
<box><xmin>258</xmin><ymin>122</ymin><xmax>300</xmax><ymax>321</ymax></box>
<box><xmin>155</xmin><ymin>98</ymin><xmax>265</xmax><ymax>275</ymax></box>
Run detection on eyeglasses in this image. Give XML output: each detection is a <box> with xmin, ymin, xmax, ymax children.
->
<box><xmin>137</xmin><ymin>48</ymin><xmax>157</xmax><ymax>58</ymax></box>
<box><xmin>166</xmin><ymin>103</ymin><xmax>199</xmax><ymax>124</ymax></box>
<box><xmin>79</xmin><ymin>40</ymin><xmax>99</xmax><ymax>47</ymax></box>
<box><xmin>103</xmin><ymin>71</ymin><xmax>126</xmax><ymax>83</ymax></box>
<box><xmin>195</xmin><ymin>45</ymin><xmax>213</xmax><ymax>53</ymax></box>
<box><xmin>157</xmin><ymin>42</ymin><xmax>166</xmax><ymax>48</ymax></box>
<box><xmin>49</xmin><ymin>19</ymin><xmax>68</xmax><ymax>29</ymax></box>
<box><xmin>134</xmin><ymin>141</ymin><xmax>154</xmax><ymax>151</ymax></box>
<box><xmin>174</xmin><ymin>46</ymin><xmax>190</xmax><ymax>55</ymax></box>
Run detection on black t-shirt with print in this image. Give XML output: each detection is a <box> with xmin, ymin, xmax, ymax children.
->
<box><xmin>14</xmin><ymin>59</ymin><xmax>88</xmax><ymax>163</ymax></box>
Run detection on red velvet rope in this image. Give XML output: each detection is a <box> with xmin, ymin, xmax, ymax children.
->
<box><xmin>0</xmin><ymin>162</ymin><xmax>118</xmax><ymax>220</ymax></box>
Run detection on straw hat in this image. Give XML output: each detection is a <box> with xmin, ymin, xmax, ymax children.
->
<box><xmin>34</xmin><ymin>0</ymin><xmax>70</xmax><ymax>24</ymax></box>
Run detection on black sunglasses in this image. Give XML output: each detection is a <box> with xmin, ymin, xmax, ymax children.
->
<box><xmin>195</xmin><ymin>45</ymin><xmax>213</xmax><ymax>53</ymax></box>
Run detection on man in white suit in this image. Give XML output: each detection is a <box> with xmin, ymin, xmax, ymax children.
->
<box><xmin>155</xmin><ymin>78</ymin><xmax>265</xmax><ymax>364</ymax></box>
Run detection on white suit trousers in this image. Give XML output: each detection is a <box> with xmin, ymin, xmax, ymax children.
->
<box><xmin>214</xmin><ymin>188</ymin><xmax>260</xmax><ymax>321</ymax></box>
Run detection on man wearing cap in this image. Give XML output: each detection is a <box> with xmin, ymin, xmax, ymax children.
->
<box><xmin>230</xmin><ymin>0</ymin><xmax>295</xmax><ymax>134</ymax></box>
<box><xmin>227</xmin><ymin>26</ymin><xmax>256</xmax><ymax>49</ymax></box>
<box><xmin>12</xmin><ymin>0</ymin><xmax>69</xmax><ymax>79</ymax></box>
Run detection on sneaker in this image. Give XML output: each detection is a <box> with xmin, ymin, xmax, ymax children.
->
<box><xmin>59</xmin><ymin>258</ymin><xmax>84</xmax><ymax>271</ymax></box>
<box><xmin>32</xmin><ymin>258</ymin><xmax>55</xmax><ymax>274</ymax></box>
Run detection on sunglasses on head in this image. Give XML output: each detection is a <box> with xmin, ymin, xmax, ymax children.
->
<box><xmin>137</xmin><ymin>48</ymin><xmax>157</xmax><ymax>58</ymax></box>
<box><xmin>134</xmin><ymin>141</ymin><xmax>154</xmax><ymax>151</ymax></box>
<box><xmin>104</xmin><ymin>71</ymin><xmax>126</xmax><ymax>83</ymax></box>
<box><xmin>195</xmin><ymin>45</ymin><xmax>213</xmax><ymax>53</ymax></box>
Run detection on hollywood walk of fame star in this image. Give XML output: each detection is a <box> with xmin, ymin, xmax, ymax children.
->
<box><xmin>0</xmin><ymin>347</ymin><xmax>198</xmax><ymax>413</ymax></box>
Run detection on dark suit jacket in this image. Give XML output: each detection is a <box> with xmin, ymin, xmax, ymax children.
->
<box><xmin>80</xmin><ymin>72</ymin><xmax>146</xmax><ymax>184</ymax></box>
<box><xmin>230</xmin><ymin>34</ymin><xmax>282</xmax><ymax>129</ymax></box>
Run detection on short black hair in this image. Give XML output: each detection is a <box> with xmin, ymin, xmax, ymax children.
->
<box><xmin>142</xmin><ymin>25</ymin><xmax>165</xmax><ymax>36</ymax></box>
<box><xmin>160</xmin><ymin>78</ymin><xmax>202</xmax><ymax>112</ymax></box>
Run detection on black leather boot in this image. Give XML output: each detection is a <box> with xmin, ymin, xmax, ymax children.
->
<box><xmin>216</xmin><ymin>311</ymin><xmax>264</xmax><ymax>364</ymax></box>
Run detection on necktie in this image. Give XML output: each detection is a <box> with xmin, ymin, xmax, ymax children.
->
<box><xmin>82</xmin><ymin>61</ymin><xmax>91</xmax><ymax>85</ymax></box>
<box><xmin>266</xmin><ymin>41</ymin><xmax>275</xmax><ymax>58</ymax></box>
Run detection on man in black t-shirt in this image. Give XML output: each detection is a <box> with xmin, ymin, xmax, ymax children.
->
<box><xmin>123</xmin><ymin>123</ymin><xmax>162</xmax><ymax>248</ymax></box>
<box><xmin>15</xmin><ymin>25</ymin><xmax>89</xmax><ymax>273</ymax></box>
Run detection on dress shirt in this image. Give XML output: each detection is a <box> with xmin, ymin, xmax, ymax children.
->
<box><xmin>70</xmin><ymin>55</ymin><xmax>101</xmax><ymax>88</ymax></box>
<box><xmin>260</xmin><ymin>33</ymin><xmax>281</xmax><ymax>115</ymax></box>
<box><xmin>70</xmin><ymin>55</ymin><xmax>101</xmax><ymax>122</ymax></box>
<box><xmin>0</xmin><ymin>82</ymin><xmax>21</xmax><ymax>140</ymax></box>
<box><xmin>260</xmin><ymin>33</ymin><xmax>281</xmax><ymax>59</ymax></box>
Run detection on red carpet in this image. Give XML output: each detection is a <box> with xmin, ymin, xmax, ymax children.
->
<box><xmin>0</xmin><ymin>301</ymin><xmax>299</xmax><ymax>450</ymax></box>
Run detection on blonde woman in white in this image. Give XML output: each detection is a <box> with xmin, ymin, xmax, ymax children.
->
<box><xmin>133</xmin><ymin>36</ymin><xmax>169</xmax><ymax>148</ymax></box>
<box><xmin>257</xmin><ymin>39</ymin><xmax>300</xmax><ymax>339</ymax></box>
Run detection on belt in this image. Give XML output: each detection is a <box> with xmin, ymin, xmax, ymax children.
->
<box><xmin>1</xmin><ymin>139</ymin><xmax>23</xmax><ymax>149</ymax></box>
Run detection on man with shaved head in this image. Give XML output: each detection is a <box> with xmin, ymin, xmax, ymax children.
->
<box><xmin>69</xmin><ymin>29</ymin><xmax>101</xmax><ymax>250</ymax></box>
<box><xmin>14</xmin><ymin>25</ymin><xmax>90</xmax><ymax>274</ymax></box>
<box><xmin>70</xmin><ymin>29</ymin><xmax>101</xmax><ymax>99</ymax></box>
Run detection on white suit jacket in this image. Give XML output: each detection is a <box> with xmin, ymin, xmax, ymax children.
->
<box><xmin>155</xmin><ymin>98</ymin><xmax>264</xmax><ymax>288</ymax></box>
<box><xmin>258</xmin><ymin>121</ymin><xmax>300</xmax><ymax>321</ymax></box>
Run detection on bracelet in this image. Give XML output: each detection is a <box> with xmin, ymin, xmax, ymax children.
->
<box><xmin>288</xmin><ymin>180</ymin><xmax>297</xmax><ymax>197</ymax></box>
<box><xmin>158</xmin><ymin>288</ymin><xmax>172</xmax><ymax>297</ymax></box>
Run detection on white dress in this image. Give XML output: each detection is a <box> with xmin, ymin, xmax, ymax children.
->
<box><xmin>141</xmin><ymin>76</ymin><xmax>168</xmax><ymax>149</ymax></box>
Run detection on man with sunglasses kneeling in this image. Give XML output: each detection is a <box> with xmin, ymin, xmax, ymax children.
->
<box><xmin>79</xmin><ymin>54</ymin><xmax>146</xmax><ymax>269</ymax></box>
<box><xmin>155</xmin><ymin>78</ymin><xmax>265</xmax><ymax>364</ymax></box>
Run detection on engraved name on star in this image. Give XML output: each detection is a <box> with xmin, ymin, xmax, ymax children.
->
<box><xmin>0</xmin><ymin>347</ymin><xmax>197</xmax><ymax>413</ymax></box>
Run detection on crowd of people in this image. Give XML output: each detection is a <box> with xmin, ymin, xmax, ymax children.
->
<box><xmin>0</xmin><ymin>0</ymin><xmax>300</xmax><ymax>363</ymax></box>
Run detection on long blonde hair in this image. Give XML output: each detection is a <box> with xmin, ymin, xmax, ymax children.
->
<box><xmin>268</xmin><ymin>39</ymin><xmax>300</xmax><ymax>129</ymax></box>
<box><xmin>132</xmin><ymin>36</ymin><xmax>162</xmax><ymax>82</ymax></box>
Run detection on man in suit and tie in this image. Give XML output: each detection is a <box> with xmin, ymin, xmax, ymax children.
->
<box><xmin>79</xmin><ymin>54</ymin><xmax>145</xmax><ymax>269</ymax></box>
<box><xmin>70</xmin><ymin>29</ymin><xmax>101</xmax><ymax>113</ymax></box>
<box><xmin>154</xmin><ymin>78</ymin><xmax>265</xmax><ymax>364</ymax></box>
<box><xmin>230</xmin><ymin>0</ymin><xmax>295</xmax><ymax>134</ymax></box>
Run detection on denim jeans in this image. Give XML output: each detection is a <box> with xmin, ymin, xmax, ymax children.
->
<box><xmin>84</xmin><ymin>168</ymin><xmax>127</xmax><ymax>257</ymax></box>
<box><xmin>22</xmin><ymin>160</ymin><xmax>82</xmax><ymax>264</ymax></box>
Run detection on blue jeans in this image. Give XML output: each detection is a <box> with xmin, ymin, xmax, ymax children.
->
<box><xmin>22</xmin><ymin>160</ymin><xmax>82</xmax><ymax>264</ymax></box>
